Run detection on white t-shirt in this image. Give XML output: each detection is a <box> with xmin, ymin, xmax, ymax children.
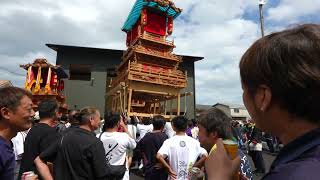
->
<box><xmin>200</xmin><ymin>147</ymin><xmax>208</xmax><ymax>157</ymax></box>
<box><xmin>164</xmin><ymin>122</ymin><xmax>175</xmax><ymax>138</ymax></box>
<box><xmin>11</xmin><ymin>131</ymin><xmax>28</xmax><ymax>161</ymax></box>
<box><xmin>158</xmin><ymin>135</ymin><xmax>203</xmax><ymax>180</ymax></box>
<box><xmin>97</xmin><ymin>132</ymin><xmax>136</xmax><ymax>180</ymax></box>
<box><xmin>127</xmin><ymin>125</ymin><xmax>137</xmax><ymax>141</ymax></box>
<box><xmin>136</xmin><ymin>124</ymin><xmax>153</xmax><ymax>141</ymax></box>
<box><xmin>191</xmin><ymin>127</ymin><xmax>199</xmax><ymax>139</ymax></box>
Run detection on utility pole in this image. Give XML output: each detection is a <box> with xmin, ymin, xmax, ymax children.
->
<box><xmin>259</xmin><ymin>0</ymin><xmax>266</xmax><ymax>37</ymax></box>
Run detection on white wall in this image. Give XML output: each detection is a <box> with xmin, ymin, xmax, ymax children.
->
<box><xmin>230</xmin><ymin>108</ymin><xmax>250</xmax><ymax>118</ymax></box>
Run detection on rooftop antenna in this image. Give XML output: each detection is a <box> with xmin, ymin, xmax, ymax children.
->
<box><xmin>259</xmin><ymin>0</ymin><xmax>266</xmax><ymax>37</ymax></box>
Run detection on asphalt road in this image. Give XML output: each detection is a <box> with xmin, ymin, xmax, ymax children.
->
<box><xmin>130</xmin><ymin>151</ymin><xmax>276</xmax><ymax>180</ymax></box>
<box><xmin>250</xmin><ymin>152</ymin><xmax>276</xmax><ymax>180</ymax></box>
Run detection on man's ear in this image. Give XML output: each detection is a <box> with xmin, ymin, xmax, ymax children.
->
<box><xmin>171</xmin><ymin>124</ymin><xmax>176</xmax><ymax>132</ymax></box>
<box><xmin>208</xmin><ymin>131</ymin><xmax>218</xmax><ymax>139</ymax></box>
<box><xmin>89</xmin><ymin>116</ymin><xmax>95</xmax><ymax>126</ymax></box>
<box><xmin>0</xmin><ymin>107</ymin><xmax>11</xmax><ymax>121</ymax></box>
<box><xmin>255</xmin><ymin>85</ymin><xmax>272</xmax><ymax>112</ymax></box>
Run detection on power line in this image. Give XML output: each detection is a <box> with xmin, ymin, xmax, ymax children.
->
<box><xmin>0</xmin><ymin>67</ymin><xmax>25</xmax><ymax>76</ymax></box>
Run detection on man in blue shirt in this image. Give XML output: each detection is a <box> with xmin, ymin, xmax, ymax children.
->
<box><xmin>0</xmin><ymin>87</ymin><xmax>36</xmax><ymax>180</ymax></box>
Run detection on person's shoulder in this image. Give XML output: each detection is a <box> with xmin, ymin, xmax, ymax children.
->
<box><xmin>93</xmin><ymin>137</ymin><xmax>104</xmax><ymax>146</ymax></box>
<box><xmin>184</xmin><ymin>135</ymin><xmax>199</xmax><ymax>144</ymax></box>
<box><xmin>114</xmin><ymin>132</ymin><xmax>131</xmax><ymax>139</ymax></box>
<box><xmin>85</xmin><ymin>135</ymin><xmax>104</xmax><ymax>151</ymax></box>
<box><xmin>68</xmin><ymin>128</ymin><xmax>96</xmax><ymax>140</ymax></box>
<box><xmin>37</xmin><ymin>123</ymin><xmax>50</xmax><ymax>129</ymax></box>
<box><xmin>144</xmin><ymin>132</ymin><xmax>160</xmax><ymax>139</ymax></box>
<box><xmin>127</xmin><ymin>124</ymin><xmax>137</xmax><ymax>129</ymax></box>
<box><xmin>142</xmin><ymin>132</ymin><xmax>152</xmax><ymax>138</ymax></box>
<box><xmin>96</xmin><ymin>131</ymin><xmax>105</xmax><ymax>138</ymax></box>
<box><xmin>24</xmin><ymin>125</ymin><xmax>42</xmax><ymax>140</ymax></box>
<box><xmin>27</xmin><ymin>125</ymin><xmax>39</xmax><ymax>133</ymax></box>
<box><xmin>166</xmin><ymin>135</ymin><xmax>184</xmax><ymax>143</ymax></box>
<box><xmin>49</xmin><ymin>126</ymin><xmax>59</xmax><ymax>133</ymax></box>
<box><xmin>0</xmin><ymin>141</ymin><xmax>14</xmax><ymax>160</ymax></box>
<box><xmin>33</xmin><ymin>123</ymin><xmax>53</xmax><ymax>133</ymax></box>
<box><xmin>0</xmin><ymin>140</ymin><xmax>10</xmax><ymax>152</ymax></box>
<box><xmin>265</xmin><ymin>164</ymin><xmax>320</xmax><ymax>180</ymax></box>
<box><xmin>160</xmin><ymin>132</ymin><xmax>168</xmax><ymax>139</ymax></box>
<box><xmin>0</xmin><ymin>138</ymin><xmax>6</xmax><ymax>145</ymax></box>
<box><xmin>300</xmin><ymin>145</ymin><xmax>320</xmax><ymax>160</ymax></box>
<box><xmin>158</xmin><ymin>138</ymin><xmax>171</xmax><ymax>149</ymax></box>
<box><xmin>266</xmin><ymin>157</ymin><xmax>320</xmax><ymax>180</ymax></box>
<box><xmin>85</xmin><ymin>133</ymin><xmax>103</xmax><ymax>145</ymax></box>
<box><xmin>163</xmin><ymin>136</ymin><xmax>174</xmax><ymax>144</ymax></box>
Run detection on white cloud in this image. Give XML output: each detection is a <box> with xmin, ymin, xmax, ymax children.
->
<box><xmin>175</xmin><ymin>0</ymin><xmax>258</xmax><ymax>24</ymax></box>
<box><xmin>267</xmin><ymin>0</ymin><xmax>320</xmax><ymax>22</ymax></box>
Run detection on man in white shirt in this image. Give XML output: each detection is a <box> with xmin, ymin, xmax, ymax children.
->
<box><xmin>136</xmin><ymin>117</ymin><xmax>153</xmax><ymax>142</ymax></box>
<box><xmin>164</xmin><ymin>121</ymin><xmax>175</xmax><ymax>138</ymax></box>
<box><xmin>124</xmin><ymin>116</ymin><xmax>137</xmax><ymax>168</ymax></box>
<box><xmin>97</xmin><ymin>114</ymin><xmax>136</xmax><ymax>180</ymax></box>
<box><xmin>157</xmin><ymin>116</ymin><xmax>207</xmax><ymax>180</ymax></box>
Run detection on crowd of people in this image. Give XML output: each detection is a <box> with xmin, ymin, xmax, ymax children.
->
<box><xmin>1</xmin><ymin>24</ymin><xmax>320</xmax><ymax>180</ymax></box>
<box><xmin>3</xmin><ymin>95</ymin><xmax>253</xmax><ymax>180</ymax></box>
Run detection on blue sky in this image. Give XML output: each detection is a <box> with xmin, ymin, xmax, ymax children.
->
<box><xmin>0</xmin><ymin>0</ymin><xmax>319</xmax><ymax>106</ymax></box>
<box><xmin>243</xmin><ymin>0</ymin><xmax>280</xmax><ymax>21</ymax></box>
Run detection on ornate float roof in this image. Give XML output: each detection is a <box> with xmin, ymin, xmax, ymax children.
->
<box><xmin>122</xmin><ymin>0</ymin><xmax>182</xmax><ymax>32</ymax></box>
<box><xmin>20</xmin><ymin>58</ymin><xmax>59</xmax><ymax>70</ymax></box>
<box><xmin>20</xmin><ymin>58</ymin><xmax>68</xmax><ymax>79</ymax></box>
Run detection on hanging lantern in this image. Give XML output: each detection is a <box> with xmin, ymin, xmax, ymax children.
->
<box><xmin>126</xmin><ymin>31</ymin><xmax>131</xmax><ymax>46</ymax></box>
<box><xmin>141</xmin><ymin>8</ymin><xmax>147</xmax><ymax>26</ymax></box>
<box><xmin>58</xmin><ymin>80</ymin><xmax>64</xmax><ymax>92</ymax></box>
<box><xmin>167</xmin><ymin>16</ymin><xmax>173</xmax><ymax>35</ymax></box>
<box><xmin>50</xmin><ymin>71</ymin><xmax>58</xmax><ymax>92</ymax></box>
<box><xmin>52</xmin><ymin>73</ymin><xmax>58</xmax><ymax>86</ymax></box>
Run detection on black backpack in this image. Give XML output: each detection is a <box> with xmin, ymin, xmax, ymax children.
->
<box><xmin>99</xmin><ymin>132</ymin><xmax>126</xmax><ymax>180</ymax></box>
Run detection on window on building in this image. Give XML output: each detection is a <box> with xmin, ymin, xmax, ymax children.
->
<box><xmin>69</xmin><ymin>64</ymin><xmax>92</xmax><ymax>81</ymax></box>
<box><xmin>233</xmin><ymin>108</ymin><xmax>240</xmax><ymax>113</ymax></box>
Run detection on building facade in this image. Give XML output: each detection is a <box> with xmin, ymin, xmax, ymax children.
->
<box><xmin>212</xmin><ymin>103</ymin><xmax>250</xmax><ymax>122</ymax></box>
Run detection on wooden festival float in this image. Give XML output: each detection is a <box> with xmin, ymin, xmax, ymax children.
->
<box><xmin>107</xmin><ymin>0</ymin><xmax>190</xmax><ymax>119</ymax></box>
<box><xmin>20</xmin><ymin>58</ymin><xmax>68</xmax><ymax>111</ymax></box>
